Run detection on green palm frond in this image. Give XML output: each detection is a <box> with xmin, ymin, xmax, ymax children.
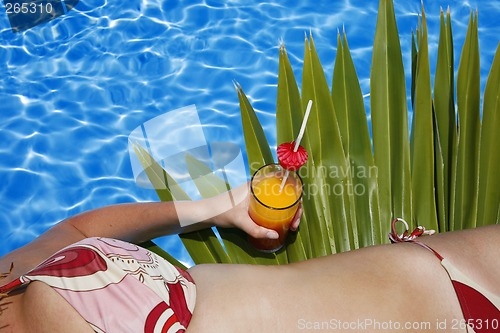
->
<box><xmin>332</xmin><ymin>31</ymin><xmax>382</xmax><ymax>248</ymax></box>
<box><xmin>136</xmin><ymin>0</ymin><xmax>499</xmax><ymax>265</ymax></box>
<box><xmin>371</xmin><ymin>0</ymin><xmax>413</xmax><ymax>234</ymax></box>
<box><xmin>411</xmin><ymin>5</ymin><xmax>439</xmax><ymax>232</ymax></box>
<box><xmin>452</xmin><ymin>11</ymin><xmax>481</xmax><ymax>231</ymax></box>
<box><xmin>132</xmin><ymin>142</ymin><xmax>228</xmax><ymax>264</ymax></box>
<box><xmin>477</xmin><ymin>43</ymin><xmax>500</xmax><ymax>226</ymax></box>
<box><xmin>433</xmin><ymin>8</ymin><xmax>455</xmax><ymax>233</ymax></box>
<box><xmin>276</xmin><ymin>44</ymin><xmax>310</xmax><ymax>262</ymax></box>
<box><xmin>303</xmin><ymin>34</ymin><xmax>356</xmax><ymax>255</ymax></box>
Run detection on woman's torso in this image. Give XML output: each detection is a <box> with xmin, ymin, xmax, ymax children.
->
<box><xmin>187</xmin><ymin>224</ymin><xmax>500</xmax><ymax>332</ymax></box>
<box><xmin>2</xmin><ymin>225</ymin><xmax>499</xmax><ymax>332</ymax></box>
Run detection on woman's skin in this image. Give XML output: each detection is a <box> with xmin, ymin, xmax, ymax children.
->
<box><xmin>1</xmin><ymin>184</ymin><xmax>499</xmax><ymax>332</ymax></box>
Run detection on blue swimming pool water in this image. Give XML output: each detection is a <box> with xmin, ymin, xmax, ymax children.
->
<box><xmin>1</xmin><ymin>0</ymin><xmax>499</xmax><ymax>265</ymax></box>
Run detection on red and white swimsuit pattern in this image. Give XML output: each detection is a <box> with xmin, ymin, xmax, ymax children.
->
<box><xmin>0</xmin><ymin>237</ymin><xmax>196</xmax><ymax>333</ymax></box>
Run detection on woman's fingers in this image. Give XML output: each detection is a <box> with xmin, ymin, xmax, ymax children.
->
<box><xmin>289</xmin><ymin>202</ymin><xmax>303</xmax><ymax>231</ymax></box>
<box><xmin>217</xmin><ymin>182</ymin><xmax>302</xmax><ymax>239</ymax></box>
<box><xmin>250</xmin><ymin>224</ymin><xmax>279</xmax><ymax>239</ymax></box>
<box><xmin>235</xmin><ymin>214</ymin><xmax>279</xmax><ymax>239</ymax></box>
<box><xmin>238</xmin><ymin>201</ymin><xmax>302</xmax><ymax>238</ymax></box>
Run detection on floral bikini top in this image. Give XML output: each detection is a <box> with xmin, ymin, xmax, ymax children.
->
<box><xmin>0</xmin><ymin>237</ymin><xmax>196</xmax><ymax>333</ymax></box>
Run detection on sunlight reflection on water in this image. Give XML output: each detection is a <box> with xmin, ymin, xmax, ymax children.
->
<box><xmin>0</xmin><ymin>0</ymin><xmax>498</xmax><ymax>265</ymax></box>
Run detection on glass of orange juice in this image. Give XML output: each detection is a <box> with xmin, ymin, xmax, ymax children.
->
<box><xmin>248</xmin><ymin>163</ymin><xmax>303</xmax><ymax>252</ymax></box>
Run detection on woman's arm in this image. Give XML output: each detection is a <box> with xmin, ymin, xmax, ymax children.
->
<box><xmin>1</xmin><ymin>184</ymin><xmax>300</xmax><ymax>282</ymax></box>
<box><xmin>60</xmin><ymin>183</ymin><xmax>285</xmax><ymax>243</ymax></box>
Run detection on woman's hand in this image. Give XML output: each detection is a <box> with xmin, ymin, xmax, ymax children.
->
<box><xmin>210</xmin><ymin>183</ymin><xmax>303</xmax><ymax>239</ymax></box>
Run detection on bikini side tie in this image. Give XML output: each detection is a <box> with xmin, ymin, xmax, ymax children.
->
<box><xmin>388</xmin><ymin>218</ymin><xmax>442</xmax><ymax>260</ymax></box>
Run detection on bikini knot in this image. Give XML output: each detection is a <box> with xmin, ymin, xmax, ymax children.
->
<box><xmin>388</xmin><ymin>218</ymin><xmax>435</xmax><ymax>244</ymax></box>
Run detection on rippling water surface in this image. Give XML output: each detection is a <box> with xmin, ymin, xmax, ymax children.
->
<box><xmin>1</xmin><ymin>0</ymin><xmax>499</xmax><ymax>264</ymax></box>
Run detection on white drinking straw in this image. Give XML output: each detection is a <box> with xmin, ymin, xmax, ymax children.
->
<box><xmin>279</xmin><ymin>100</ymin><xmax>313</xmax><ymax>192</ymax></box>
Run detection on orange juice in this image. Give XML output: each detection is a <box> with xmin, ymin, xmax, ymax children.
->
<box><xmin>248</xmin><ymin>164</ymin><xmax>303</xmax><ymax>252</ymax></box>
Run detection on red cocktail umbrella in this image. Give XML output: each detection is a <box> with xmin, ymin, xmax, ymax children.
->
<box><xmin>277</xmin><ymin>141</ymin><xmax>308</xmax><ymax>171</ymax></box>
